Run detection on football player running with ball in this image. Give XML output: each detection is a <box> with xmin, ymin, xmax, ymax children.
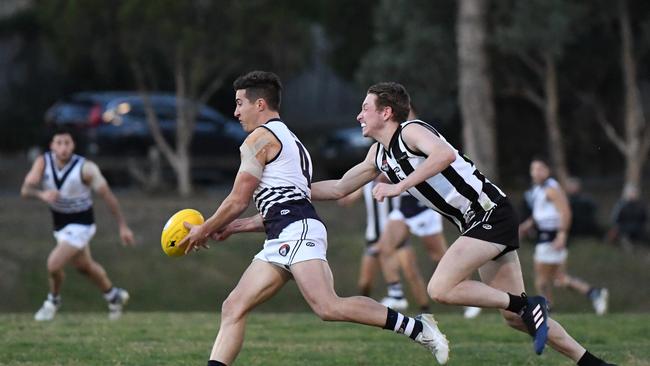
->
<box><xmin>309</xmin><ymin>82</ymin><xmax>616</xmax><ymax>366</ymax></box>
<box><xmin>21</xmin><ymin>127</ymin><xmax>135</xmax><ymax>321</ymax></box>
<box><xmin>180</xmin><ymin>71</ymin><xmax>449</xmax><ymax>366</ymax></box>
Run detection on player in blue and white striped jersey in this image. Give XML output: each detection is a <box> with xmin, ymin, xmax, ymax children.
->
<box><xmin>179</xmin><ymin>72</ymin><xmax>449</xmax><ymax>366</ymax></box>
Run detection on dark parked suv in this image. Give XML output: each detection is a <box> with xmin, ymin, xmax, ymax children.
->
<box><xmin>44</xmin><ymin>92</ymin><xmax>246</xmax><ymax>169</ymax></box>
<box><xmin>318</xmin><ymin>126</ymin><xmax>374</xmax><ymax>178</ymax></box>
<box><xmin>95</xmin><ymin>94</ymin><xmax>246</xmax><ymax>158</ymax></box>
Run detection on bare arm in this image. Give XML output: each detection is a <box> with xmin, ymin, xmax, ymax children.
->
<box><xmin>20</xmin><ymin>156</ymin><xmax>59</xmax><ymax>204</ymax></box>
<box><xmin>311</xmin><ymin>143</ymin><xmax>380</xmax><ymax>201</ymax></box>
<box><xmin>546</xmin><ymin>186</ymin><xmax>572</xmax><ymax>249</ymax></box>
<box><xmin>337</xmin><ymin>186</ymin><xmax>363</xmax><ymax>207</ymax></box>
<box><xmin>179</xmin><ymin>128</ymin><xmax>280</xmax><ymax>253</ymax></box>
<box><xmin>83</xmin><ymin>161</ymin><xmax>135</xmax><ymax>246</ymax></box>
<box><xmin>372</xmin><ymin>124</ymin><xmax>455</xmax><ymax>201</ymax></box>
<box><xmin>211</xmin><ymin>214</ymin><xmax>265</xmax><ymax>241</ymax></box>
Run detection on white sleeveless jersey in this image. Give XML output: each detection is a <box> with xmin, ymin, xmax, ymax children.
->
<box><xmin>253</xmin><ymin>119</ymin><xmax>316</xmax><ymax>221</ymax></box>
<box><xmin>527</xmin><ymin>178</ymin><xmax>561</xmax><ymax>231</ymax></box>
<box><xmin>375</xmin><ymin>120</ymin><xmax>506</xmax><ymax>232</ymax></box>
<box><xmin>43</xmin><ymin>152</ymin><xmax>93</xmax><ymax>213</ymax></box>
<box><xmin>363</xmin><ymin>181</ymin><xmax>398</xmax><ymax>243</ymax></box>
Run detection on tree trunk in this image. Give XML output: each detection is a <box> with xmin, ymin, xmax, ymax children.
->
<box><xmin>174</xmin><ymin>54</ymin><xmax>193</xmax><ymax>196</ymax></box>
<box><xmin>619</xmin><ymin>0</ymin><xmax>647</xmax><ymax>196</ymax></box>
<box><xmin>543</xmin><ymin>51</ymin><xmax>570</xmax><ymax>187</ymax></box>
<box><xmin>457</xmin><ymin>0</ymin><xmax>498</xmax><ymax>180</ymax></box>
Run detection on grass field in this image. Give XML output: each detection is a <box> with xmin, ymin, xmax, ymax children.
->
<box><xmin>1</xmin><ymin>312</ymin><xmax>648</xmax><ymax>365</ymax></box>
<box><xmin>2</xmin><ymin>155</ymin><xmax>650</xmax><ymax>365</ymax></box>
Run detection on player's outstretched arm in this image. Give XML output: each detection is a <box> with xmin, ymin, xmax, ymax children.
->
<box><xmin>211</xmin><ymin>214</ymin><xmax>264</xmax><ymax>241</ymax></box>
<box><xmin>83</xmin><ymin>160</ymin><xmax>135</xmax><ymax>246</ymax></box>
<box><xmin>312</xmin><ymin>143</ymin><xmax>380</xmax><ymax>201</ymax></box>
<box><xmin>372</xmin><ymin>124</ymin><xmax>455</xmax><ymax>202</ymax></box>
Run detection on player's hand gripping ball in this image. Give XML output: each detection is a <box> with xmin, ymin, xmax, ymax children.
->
<box><xmin>161</xmin><ymin>209</ymin><xmax>204</xmax><ymax>257</ymax></box>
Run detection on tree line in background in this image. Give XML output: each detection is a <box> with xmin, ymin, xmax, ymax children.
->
<box><xmin>0</xmin><ymin>0</ymin><xmax>648</xmax><ymax>197</ymax></box>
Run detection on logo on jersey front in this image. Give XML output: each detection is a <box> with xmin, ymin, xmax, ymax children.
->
<box><xmin>278</xmin><ymin>243</ymin><xmax>290</xmax><ymax>256</ymax></box>
<box><xmin>381</xmin><ymin>158</ymin><xmax>390</xmax><ymax>172</ymax></box>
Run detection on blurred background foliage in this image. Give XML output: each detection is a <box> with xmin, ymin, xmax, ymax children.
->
<box><xmin>0</xmin><ymin>0</ymin><xmax>649</xmax><ymax>189</ymax></box>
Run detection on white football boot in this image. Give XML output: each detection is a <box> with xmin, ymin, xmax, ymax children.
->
<box><xmin>414</xmin><ymin>313</ymin><xmax>449</xmax><ymax>364</ymax></box>
<box><xmin>380</xmin><ymin>296</ymin><xmax>409</xmax><ymax>311</ymax></box>
<box><xmin>34</xmin><ymin>299</ymin><xmax>59</xmax><ymax>321</ymax></box>
<box><xmin>108</xmin><ymin>288</ymin><xmax>130</xmax><ymax>320</ymax></box>
<box><xmin>592</xmin><ymin>288</ymin><xmax>609</xmax><ymax>316</ymax></box>
<box><xmin>463</xmin><ymin>306</ymin><xmax>482</xmax><ymax>319</ymax></box>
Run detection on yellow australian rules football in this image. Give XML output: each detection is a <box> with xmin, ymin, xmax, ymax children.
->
<box><xmin>161</xmin><ymin>209</ymin><xmax>205</xmax><ymax>257</ymax></box>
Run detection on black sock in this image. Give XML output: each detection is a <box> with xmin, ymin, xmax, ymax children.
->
<box><xmin>207</xmin><ymin>361</ymin><xmax>227</xmax><ymax>366</ymax></box>
<box><xmin>506</xmin><ymin>293</ymin><xmax>527</xmax><ymax>313</ymax></box>
<box><xmin>382</xmin><ymin>307</ymin><xmax>423</xmax><ymax>340</ymax></box>
<box><xmin>586</xmin><ymin>287</ymin><xmax>598</xmax><ymax>300</ymax></box>
<box><xmin>577</xmin><ymin>351</ymin><xmax>604</xmax><ymax>366</ymax></box>
<box><xmin>47</xmin><ymin>293</ymin><xmax>61</xmax><ymax>305</ymax></box>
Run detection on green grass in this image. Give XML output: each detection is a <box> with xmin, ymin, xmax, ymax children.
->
<box><xmin>1</xmin><ymin>312</ymin><xmax>648</xmax><ymax>365</ymax></box>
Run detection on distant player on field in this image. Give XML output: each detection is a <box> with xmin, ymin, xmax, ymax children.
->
<box><xmin>339</xmin><ymin>178</ymin><xmax>432</xmax><ymax>312</ymax></box>
<box><xmin>519</xmin><ymin>157</ymin><xmax>609</xmax><ymax>314</ymax></box>
<box><xmin>180</xmin><ymin>71</ymin><xmax>450</xmax><ymax>366</ymax></box>
<box><xmin>21</xmin><ymin>127</ymin><xmax>134</xmax><ymax>321</ymax></box>
<box><xmin>310</xmin><ymin>82</ymin><xmax>616</xmax><ymax>365</ymax></box>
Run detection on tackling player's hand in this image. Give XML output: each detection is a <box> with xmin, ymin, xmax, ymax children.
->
<box><xmin>372</xmin><ymin>182</ymin><xmax>403</xmax><ymax>202</ymax></box>
<box><xmin>119</xmin><ymin>224</ymin><xmax>135</xmax><ymax>246</ymax></box>
<box><xmin>180</xmin><ymin>221</ymin><xmax>210</xmax><ymax>254</ymax></box>
<box><xmin>210</xmin><ymin>226</ymin><xmax>233</xmax><ymax>241</ymax></box>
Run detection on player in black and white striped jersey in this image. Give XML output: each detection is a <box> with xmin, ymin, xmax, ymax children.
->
<box><xmin>311</xmin><ymin>82</ymin><xmax>616</xmax><ymax>366</ymax></box>
<box><xmin>179</xmin><ymin>72</ymin><xmax>449</xmax><ymax>366</ymax></box>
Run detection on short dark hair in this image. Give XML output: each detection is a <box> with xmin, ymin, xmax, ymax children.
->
<box><xmin>531</xmin><ymin>155</ymin><xmax>551</xmax><ymax>169</ymax></box>
<box><xmin>50</xmin><ymin>125</ymin><xmax>76</xmax><ymax>142</ymax></box>
<box><xmin>233</xmin><ymin>71</ymin><xmax>282</xmax><ymax>111</ymax></box>
<box><xmin>367</xmin><ymin>82</ymin><xmax>411</xmax><ymax>122</ymax></box>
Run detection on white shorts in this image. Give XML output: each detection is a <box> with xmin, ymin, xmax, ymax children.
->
<box><xmin>533</xmin><ymin>242</ymin><xmax>568</xmax><ymax>264</ymax></box>
<box><xmin>254</xmin><ymin>219</ymin><xmax>327</xmax><ymax>271</ymax></box>
<box><xmin>53</xmin><ymin>223</ymin><xmax>97</xmax><ymax>249</ymax></box>
<box><xmin>388</xmin><ymin>209</ymin><xmax>442</xmax><ymax>237</ymax></box>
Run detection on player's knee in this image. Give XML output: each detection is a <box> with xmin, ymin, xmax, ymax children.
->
<box><xmin>46</xmin><ymin>260</ymin><xmax>63</xmax><ymax>274</ymax></box>
<box><xmin>427</xmin><ymin>283</ymin><xmax>452</xmax><ymax>305</ymax></box>
<box><xmin>310</xmin><ymin>299</ymin><xmax>340</xmax><ymax>321</ymax></box>
<box><xmin>220</xmin><ymin>293</ymin><xmax>247</xmax><ymax>322</ymax></box>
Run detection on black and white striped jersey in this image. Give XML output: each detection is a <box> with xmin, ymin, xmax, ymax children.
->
<box><xmin>374</xmin><ymin>120</ymin><xmax>506</xmax><ymax>232</ymax></box>
<box><xmin>363</xmin><ymin>181</ymin><xmax>398</xmax><ymax>243</ymax></box>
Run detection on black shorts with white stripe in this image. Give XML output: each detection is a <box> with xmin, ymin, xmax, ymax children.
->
<box><xmin>461</xmin><ymin>198</ymin><xmax>520</xmax><ymax>260</ymax></box>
